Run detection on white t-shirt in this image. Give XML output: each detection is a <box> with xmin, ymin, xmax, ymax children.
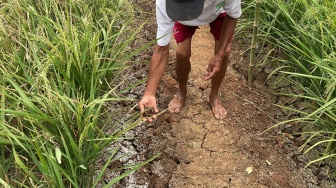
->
<box><xmin>156</xmin><ymin>0</ymin><xmax>242</xmax><ymax>46</ymax></box>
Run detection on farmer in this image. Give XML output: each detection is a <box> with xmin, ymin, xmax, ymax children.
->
<box><xmin>139</xmin><ymin>0</ymin><xmax>241</xmax><ymax>121</ymax></box>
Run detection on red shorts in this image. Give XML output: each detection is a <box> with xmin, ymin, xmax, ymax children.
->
<box><xmin>173</xmin><ymin>13</ymin><xmax>231</xmax><ymax>43</ymax></box>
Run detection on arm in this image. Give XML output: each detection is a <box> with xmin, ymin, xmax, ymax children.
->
<box><xmin>217</xmin><ymin>15</ymin><xmax>238</xmax><ymax>59</ymax></box>
<box><xmin>139</xmin><ymin>44</ymin><xmax>169</xmax><ymax>120</ymax></box>
<box><xmin>143</xmin><ymin>44</ymin><xmax>170</xmax><ymax>96</ymax></box>
<box><xmin>205</xmin><ymin>15</ymin><xmax>238</xmax><ymax>80</ymax></box>
<box><xmin>139</xmin><ymin>1</ymin><xmax>173</xmax><ymax>121</ymax></box>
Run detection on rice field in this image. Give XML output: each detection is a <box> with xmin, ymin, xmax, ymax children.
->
<box><xmin>0</xmin><ymin>0</ymin><xmax>153</xmax><ymax>187</ymax></box>
<box><xmin>1</xmin><ymin>0</ymin><xmax>335</xmax><ymax>187</ymax></box>
<box><xmin>242</xmin><ymin>0</ymin><xmax>336</xmax><ymax>165</ymax></box>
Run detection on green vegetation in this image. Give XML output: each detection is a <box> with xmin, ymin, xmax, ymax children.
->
<box><xmin>2</xmin><ymin>0</ymin><xmax>335</xmax><ymax>186</ymax></box>
<box><xmin>0</xmin><ymin>0</ymin><xmax>153</xmax><ymax>187</ymax></box>
<box><xmin>243</xmin><ymin>0</ymin><xmax>336</xmax><ymax>165</ymax></box>
<box><xmin>248</xmin><ymin>0</ymin><xmax>261</xmax><ymax>84</ymax></box>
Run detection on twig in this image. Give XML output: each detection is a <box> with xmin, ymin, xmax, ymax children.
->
<box><xmin>233</xmin><ymin>93</ymin><xmax>276</xmax><ymax>123</ymax></box>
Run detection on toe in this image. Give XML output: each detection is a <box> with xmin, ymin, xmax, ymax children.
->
<box><xmin>168</xmin><ymin>106</ymin><xmax>174</xmax><ymax>113</ymax></box>
<box><xmin>219</xmin><ymin>113</ymin><xmax>223</xmax><ymax>120</ymax></box>
<box><xmin>214</xmin><ymin>109</ymin><xmax>220</xmax><ymax>119</ymax></box>
<box><xmin>221</xmin><ymin>110</ymin><xmax>227</xmax><ymax>119</ymax></box>
<box><xmin>168</xmin><ymin>105</ymin><xmax>178</xmax><ymax>113</ymax></box>
<box><xmin>168</xmin><ymin>102</ymin><xmax>174</xmax><ymax>112</ymax></box>
<box><xmin>212</xmin><ymin>105</ymin><xmax>227</xmax><ymax>120</ymax></box>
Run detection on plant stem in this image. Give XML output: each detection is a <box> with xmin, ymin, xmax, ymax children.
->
<box><xmin>248</xmin><ymin>0</ymin><xmax>261</xmax><ymax>84</ymax></box>
<box><xmin>324</xmin><ymin>129</ymin><xmax>336</xmax><ymax>155</ymax></box>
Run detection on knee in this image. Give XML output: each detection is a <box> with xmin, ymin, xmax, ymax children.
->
<box><xmin>176</xmin><ymin>50</ymin><xmax>191</xmax><ymax>62</ymax></box>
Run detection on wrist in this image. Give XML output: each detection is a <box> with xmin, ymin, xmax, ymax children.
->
<box><xmin>144</xmin><ymin>90</ymin><xmax>156</xmax><ymax>96</ymax></box>
<box><xmin>216</xmin><ymin>43</ymin><xmax>231</xmax><ymax>59</ymax></box>
<box><xmin>215</xmin><ymin>53</ymin><xmax>225</xmax><ymax>61</ymax></box>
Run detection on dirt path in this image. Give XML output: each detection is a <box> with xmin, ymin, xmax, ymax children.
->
<box><xmin>141</xmin><ymin>26</ymin><xmax>323</xmax><ymax>188</ymax></box>
<box><xmin>118</xmin><ymin>2</ymin><xmax>335</xmax><ymax>186</ymax></box>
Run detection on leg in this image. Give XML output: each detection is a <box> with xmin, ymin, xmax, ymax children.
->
<box><xmin>209</xmin><ymin>40</ymin><xmax>230</xmax><ymax>119</ymax></box>
<box><xmin>168</xmin><ymin>37</ymin><xmax>192</xmax><ymax>113</ymax></box>
<box><xmin>208</xmin><ymin>13</ymin><xmax>233</xmax><ymax>119</ymax></box>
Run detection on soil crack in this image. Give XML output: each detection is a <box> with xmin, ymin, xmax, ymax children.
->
<box><xmin>139</xmin><ymin>26</ymin><xmax>329</xmax><ymax>187</ymax></box>
<box><xmin>120</xmin><ymin>5</ymin><xmax>336</xmax><ymax>186</ymax></box>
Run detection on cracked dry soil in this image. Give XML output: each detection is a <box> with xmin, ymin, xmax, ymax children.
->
<box><xmin>138</xmin><ymin>27</ymin><xmax>318</xmax><ymax>188</ymax></box>
<box><xmin>111</xmin><ymin>2</ymin><xmax>336</xmax><ymax>187</ymax></box>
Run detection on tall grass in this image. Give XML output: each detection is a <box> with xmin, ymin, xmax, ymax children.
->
<box><xmin>0</xmin><ymin>0</ymin><xmax>153</xmax><ymax>187</ymax></box>
<box><xmin>241</xmin><ymin>0</ymin><xmax>336</xmax><ymax>165</ymax></box>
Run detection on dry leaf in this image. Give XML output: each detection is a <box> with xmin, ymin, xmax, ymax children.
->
<box><xmin>266</xmin><ymin>160</ymin><xmax>272</xmax><ymax>166</ymax></box>
<box><xmin>246</xmin><ymin>166</ymin><xmax>253</xmax><ymax>174</ymax></box>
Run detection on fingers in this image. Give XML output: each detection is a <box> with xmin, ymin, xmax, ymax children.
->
<box><xmin>206</xmin><ymin>64</ymin><xmax>213</xmax><ymax>73</ymax></box>
<box><xmin>142</xmin><ymin>114</ymin><xmax>157</xmax><ymax>123</ymax></box>
<box><xmin>147</xmin><ymin>117</ymin><xmax>154</xmax><ymax>122</ymax></box>
<box><xmin>205</xmin><ymin>67</ymin><xmax>219</xmax><ymax>80</ymax></box>
<box><xmin>153</xmin><ymin>105</ymin><xmax>159</xmax><ymax>113</ymax></box>
<box><xmin>140</xmin><ymin>106</ymin><xmax>159</xmax><ymax>122</ymax></box>
<box><xmin>139</xmin><ymin>96</ymin><xmax>160</xmax><ymax>122</ymax></box>
<box><xmin>205</xmin><ymin>57</ymin><xmax>223</xmax><ymax>80</ymax></box>
<box><xmin>139</xmin><ymin>101</ymin><xmax>145</xmax><ymax>113</ymax></box>
<box><xmin>204</xmin><ymin>65</ymin><xmax>212</xmax><ymax>79</ymax></box>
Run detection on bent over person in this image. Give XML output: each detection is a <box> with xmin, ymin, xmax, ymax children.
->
<box><xmin>139</xmin><ymin>0</ymin><xmax>241</xmax><ymax>120</ymax></box>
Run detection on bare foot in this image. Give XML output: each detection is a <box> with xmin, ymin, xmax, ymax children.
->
<box><xmin>168</xmin><ymin>91</ymin><xmax>187</xmax><ymax>113</ymax></box>
<box><xmin>209</xmin><ymin>95</ymin><xmax>227</xmax><ymax>119</ymax></box>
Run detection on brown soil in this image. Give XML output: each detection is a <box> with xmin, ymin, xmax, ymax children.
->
<box><xmin>109</xmin><ymin>1</ymin><xmax>336</xmax><ymax>187</ymax></box>
<box><xmin>138</xmin><ymin>27</ymin><xmax>319</xmax><ymax>188</ymax></box>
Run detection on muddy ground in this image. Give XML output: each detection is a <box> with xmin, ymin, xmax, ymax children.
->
<box><xmin>105</xmin><ymin>1</ymin><xmax>336</xmax><ymax>188</ymax></box>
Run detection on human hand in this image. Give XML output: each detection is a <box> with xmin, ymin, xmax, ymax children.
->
<box><xmin>204</xmin><ymin>56</ymin><xmax>223</xmax><ymax>80</ymax></box>
<box><xmin>139</xmin><ymin>95</ymin><xmax>159</xmax><ymax>122</ymax></box>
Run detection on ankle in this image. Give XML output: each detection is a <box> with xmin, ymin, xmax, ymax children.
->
<box><xmin>178</xmin><ymin>87</ymin><xmax>188</xmax><ymax>94</ymax></box>
<box><xmin>209</xmin><ymin>92</ymin><xmax>219</xmax><ymax>99</ymax></box>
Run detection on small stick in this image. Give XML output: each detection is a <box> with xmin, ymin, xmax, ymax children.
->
<box><xmin>233</xmin><ymin>93</ymin><xmax>276</xmax><ymax>122</ymax></box>
<box><xmin>141</xmin><ymin>107</ymin><xmax>169</xmax><ymax>122</ymax></box>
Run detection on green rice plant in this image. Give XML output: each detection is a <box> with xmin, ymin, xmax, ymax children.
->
<box><xmin>0</xmin><ymin>0</ymin><xmax>154</xmax><ymax>187</ymax></box>
<box><xmin>0</xmin><ymin>81</ymin><xmax>12</xmax><ymax>187</ymax></box>
<box><xmin>248</xmin><ymin>0</ymin><xmax>261</xmax><ymax>84</ymax></box>
<box><xmin>240</xmin><ymin>0</ymin><xmax>336</xmax><ymax>164</ymax></box>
